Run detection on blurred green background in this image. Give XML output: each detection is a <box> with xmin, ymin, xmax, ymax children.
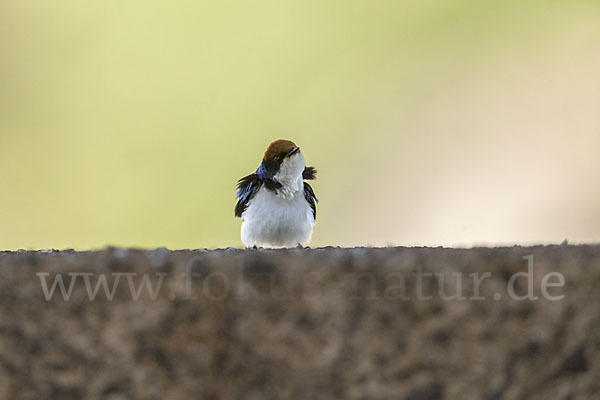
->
<box><xmin>1</xmin><ymin>0</ymin><xmax>599</xmax><ymax>250</ymax></box>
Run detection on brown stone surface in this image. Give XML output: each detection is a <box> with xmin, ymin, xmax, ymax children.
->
<box><xmin>0</xmin><ymin>246</ymin><xmax>599</xmax><ymax>399</ymax></box>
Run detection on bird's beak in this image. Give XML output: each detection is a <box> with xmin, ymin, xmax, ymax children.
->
<box><xmin>285</xmin><ymin>147</ymin><xmax>300</xmax><ymax>158</ymax></box>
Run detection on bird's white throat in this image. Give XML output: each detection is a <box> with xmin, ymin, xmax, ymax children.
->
<box><xmin>273</xmin><ymin>152</ymin><xmax>305</xmax><ymax>199</ymax></box>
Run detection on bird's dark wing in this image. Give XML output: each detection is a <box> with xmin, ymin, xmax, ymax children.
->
<box><xmin>304</xmin><ymin>182</ymin><xmax>318</xmax><ymax>220</ymax></box>
<box><xmin>235</xmin><ymin>173</ymin><xmax>262</xmax><ymax>218</ymax></box>
<box><xmin>303</xmin><ymin>166</ymin><xmax>317</xmax><ymax>180</ymax></box>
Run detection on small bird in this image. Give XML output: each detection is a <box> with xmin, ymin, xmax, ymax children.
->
<box><xmin>235</xmin><ymin>139</ymin><xmax>318</xmax><ymax>248</ymax></box>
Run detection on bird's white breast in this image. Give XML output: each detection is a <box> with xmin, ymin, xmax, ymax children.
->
<box><xmin>240</xmin><ymin>179</ymin><xmax>315</xmax><ymax>248</ymax></box>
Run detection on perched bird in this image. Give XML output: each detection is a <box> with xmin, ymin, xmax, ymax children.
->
<box><xmin>235</xmin><ymin>139</ymin><xmax>318</xmax><ymax>248</ymax></box>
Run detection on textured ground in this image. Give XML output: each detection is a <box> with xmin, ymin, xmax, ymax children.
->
<box><xmin>0</xmin><ymin>245</ymin><xmax>599</xmax><ymax>400</ymax></box>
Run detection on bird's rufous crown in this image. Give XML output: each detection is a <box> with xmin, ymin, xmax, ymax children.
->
<box><xmin>263</xmin><ymin>139</ymin><xmax>297</xmax><ymax>161</ymax></box>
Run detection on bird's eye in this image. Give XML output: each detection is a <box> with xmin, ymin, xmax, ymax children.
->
<box><xmin>274</xmin><ymin>156</ymin><xmax>280</xmax><ymax>161</ymax></box>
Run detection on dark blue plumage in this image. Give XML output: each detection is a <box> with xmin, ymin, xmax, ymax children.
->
<box><xmin>304</xmin><ymin>181</ymin><xmax>318</xmax><ymax>219</ymax></box>
<box><xmin>234</xmin><ymin>166</ymin><xmax>318</xmax><ymax>219</ymax></box>
<box><xmin>234</xmin><ymin>173</ymin><xmax>261</xmax><ymax>218</ymax></box>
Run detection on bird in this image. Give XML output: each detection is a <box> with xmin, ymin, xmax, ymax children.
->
<box><xmin>234</xmin><ymin>139</ymin><xmax>318</xmax><ymax>248</ymax></box>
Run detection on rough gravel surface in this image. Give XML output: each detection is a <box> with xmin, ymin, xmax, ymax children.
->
<box><xmin>0</xmin><ymin>245</ymin><xmax>599</xmax><ymax>400</ymax></box>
